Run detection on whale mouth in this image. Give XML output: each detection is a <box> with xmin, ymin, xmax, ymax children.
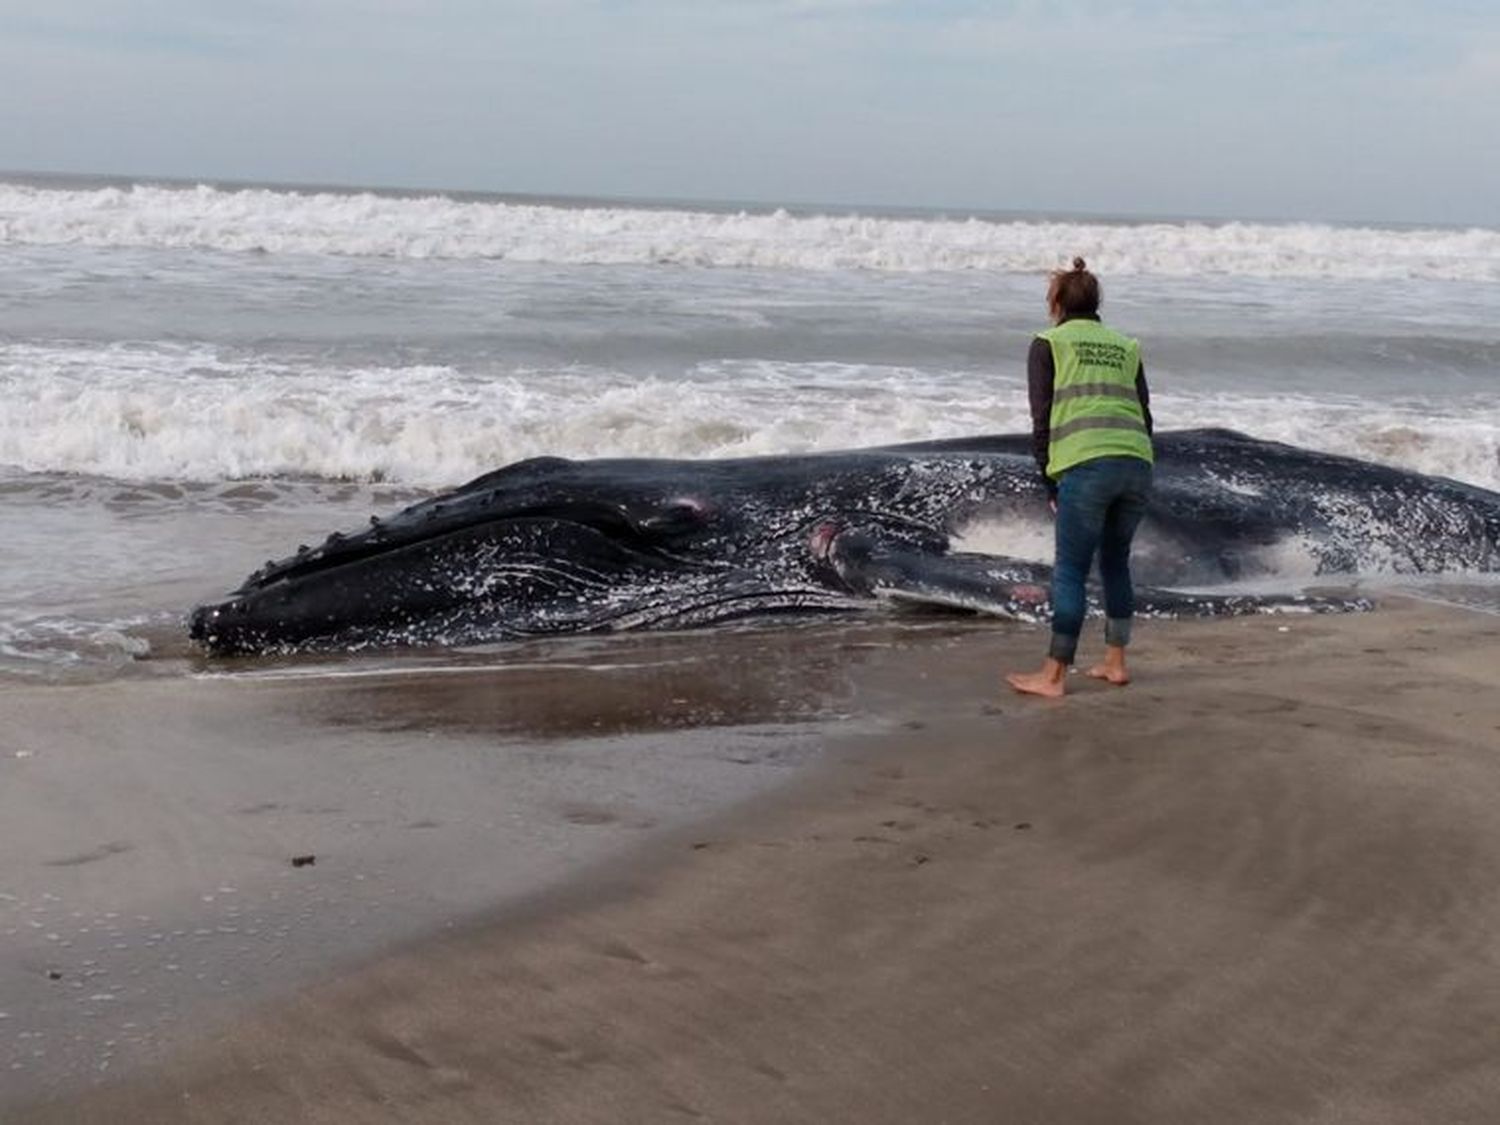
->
<box><xmin>189</xmin><ymin>490</ymin><xmax>740</xmax><ymax>655</ymax></box>
<box><xmin>228</xmin><ymin>493</ymin><xmax>719</xmax><ymax>599</ymax></box>
<box><xmin>190</xmin><ymin>515</ymin><xmax>860</xmax><ymax>655</ymax></box>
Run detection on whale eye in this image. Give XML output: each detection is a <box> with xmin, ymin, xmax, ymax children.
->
<box><xmin>664</xmin><ymin>496</ymin><xmax>710</xmax><ymax>518</ymax></box>
<box><xmin>639</xmin><ymin>496</ymin><xmax>713</xmax><ymax>533</ymax></box>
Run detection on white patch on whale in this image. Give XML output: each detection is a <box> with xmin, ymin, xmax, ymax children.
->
<box><xmin>1201</xmin><ymin>470</ymin><xmax>1266</xmax><ymax>498</ymax></box>
<box><xmin>951</xmin><ymin>514</ymin><xmax>1054</xmax><ymax>564</ymax></box>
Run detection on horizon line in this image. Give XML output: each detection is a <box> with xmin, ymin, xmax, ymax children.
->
<box><xmin>0</xmin><ymin>166</ymin><xmax>1488</xmax><ymax>233</ymax></box>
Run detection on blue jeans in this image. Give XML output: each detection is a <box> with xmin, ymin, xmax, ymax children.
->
<box><xmin>1048</xmin><ymin>456</ymin><xmax>1153</xmax><ymax>664</ymax></box>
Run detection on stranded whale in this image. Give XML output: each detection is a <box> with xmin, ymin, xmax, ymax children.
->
<box><xmin>189</xmin><ymin>429</ymin><xmax>1500</xmax><ymax>655</ymax></box>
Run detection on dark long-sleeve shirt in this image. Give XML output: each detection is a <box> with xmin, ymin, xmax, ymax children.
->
<box><xmin>1027</xmin><ymin>321</ymin><xmax>1153</xmax><ymax>498</ymax></box>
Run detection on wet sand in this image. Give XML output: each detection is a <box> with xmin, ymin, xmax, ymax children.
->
<box><xmin>9</xmin><ymin>600</ymin><xmax>1500</xmax><ymax>1123</ymax></box>
<box><xmin>0</xmin><ymin>625</ymin><xmax>871</xmax><ymax>1101</ymax></box>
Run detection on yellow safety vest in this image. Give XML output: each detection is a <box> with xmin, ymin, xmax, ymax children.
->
<box><xmin>1038</xmin><ymin>319</ymin><xmax>1153</xmax><ymax>478</ymax></box>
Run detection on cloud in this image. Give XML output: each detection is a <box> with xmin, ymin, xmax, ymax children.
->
<box><xmin>0</xmin><ymin>0</ymin><xmax>1494</xmax><ymax>222</ymax></box>
<box><xmin>0</xmin><ymin>0</ymin><xmax>293</xmax><ymax>57</ymax></box>
<box><xmin>1435</xmin><ymin>39</ymin><xmax>1500</xmax><ymax>96</ymax></box>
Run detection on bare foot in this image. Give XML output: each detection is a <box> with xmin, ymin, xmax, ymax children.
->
<box><xmin>1006</xmin><ymin>671</ymin><xmax>1065</xmax><ymax>698</ymax></box>
<box><xmin>1086</xmin><ymin>664</ymin><xmax>1131</xmax><ymax>686</ymax></box>
<box><xmin>1006</xmin><ymin>658</ymin><xmax>1067</xmax><ymax>698</ymax></box>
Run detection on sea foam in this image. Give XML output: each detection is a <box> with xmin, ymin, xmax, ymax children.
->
<box><xmin>2</xmin><ymin>182</ymin><xmax>1498</xmax><ymax>281</ymax></box>
<box><xmin>3</xmin><ymin>341</ymin><xmax>1497</xmax><ymax>490</ymax></box>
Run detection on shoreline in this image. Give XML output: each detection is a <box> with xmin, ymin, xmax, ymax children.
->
<box><xmin>11</xmin><ymin>600</ymin><xmax>1500</xmax><ymax>1122</ymax></box>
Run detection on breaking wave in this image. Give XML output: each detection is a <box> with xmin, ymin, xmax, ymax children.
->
<box><xmin>3</xmin><ymin>341</ymin><xmax>1497</xmax><ymax>490</ymax></box>
<box><xmin>2</xmin><ymin>181</ymin><xmax>1498</xmax><ymax>281</ymax></box>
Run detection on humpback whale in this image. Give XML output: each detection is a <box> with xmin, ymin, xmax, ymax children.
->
<box><xmin>189</xmin><ymin>429</ymin><xmax>1500</xmax><ymax>655</ymax></box>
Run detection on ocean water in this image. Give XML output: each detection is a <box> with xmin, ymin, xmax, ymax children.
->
<box><xmin>2</xmin><ymin>173</ymin><xmax>1498</xmax><ymax>678</ymax></box>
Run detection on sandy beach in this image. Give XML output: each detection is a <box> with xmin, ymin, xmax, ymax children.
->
<box><xmin>7</xmin><ymin>599</ymin><xmax>1500</xmax><ymax>1123</ymax></box>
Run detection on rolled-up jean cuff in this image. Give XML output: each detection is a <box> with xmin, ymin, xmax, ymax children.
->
<box><xmin>1105</xmin><ymin>617</ymin><xmax>1133</xmax><ymax>647</ymax></box>
<box><xmin>1048</xmin><ymin>631</ymin><xmax>1080</xmax><ymax>664</ymax></box>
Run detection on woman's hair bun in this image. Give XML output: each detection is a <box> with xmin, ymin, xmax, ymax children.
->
<box><xmin>1072</xmin><ymin>257</ymin><xmax>1087</xmax><ymax>271</ymax></box>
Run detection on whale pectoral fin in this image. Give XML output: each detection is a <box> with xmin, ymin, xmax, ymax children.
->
<box><xmin>1132</xmin><ymin>586</ymin><xmax>1373</xmax><ymax>617</ymax></box>
<box><xmin>874</xmin><ymin>554</ymin><xmax>1055</xmax><ymax>621</ymax></box>
<box><xmin>822</xmin><ymin>532</ymin><xmax>1052</xmax><ymax>620</ymax></box>
<box><xmin>877</xmin><ymin>579</ymin><xmax>1051</xmax><ymax>620</ymax></box>
<box><xmin>819</xmin><ymin>531</ymin><xmax>1371</xmax><ymax>623</ymax></box>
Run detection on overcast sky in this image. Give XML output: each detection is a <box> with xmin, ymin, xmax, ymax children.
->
<box><xmin>2</xmin><ymin>0</ymin><xmax>1496</xmax><ymax>224</ymax></box>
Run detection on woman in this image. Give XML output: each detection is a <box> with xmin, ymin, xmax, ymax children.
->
<box><xmin>1006</xmin><ymin>258</ymin><xmax>1154</xmax><ymax>699</ymax></box>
